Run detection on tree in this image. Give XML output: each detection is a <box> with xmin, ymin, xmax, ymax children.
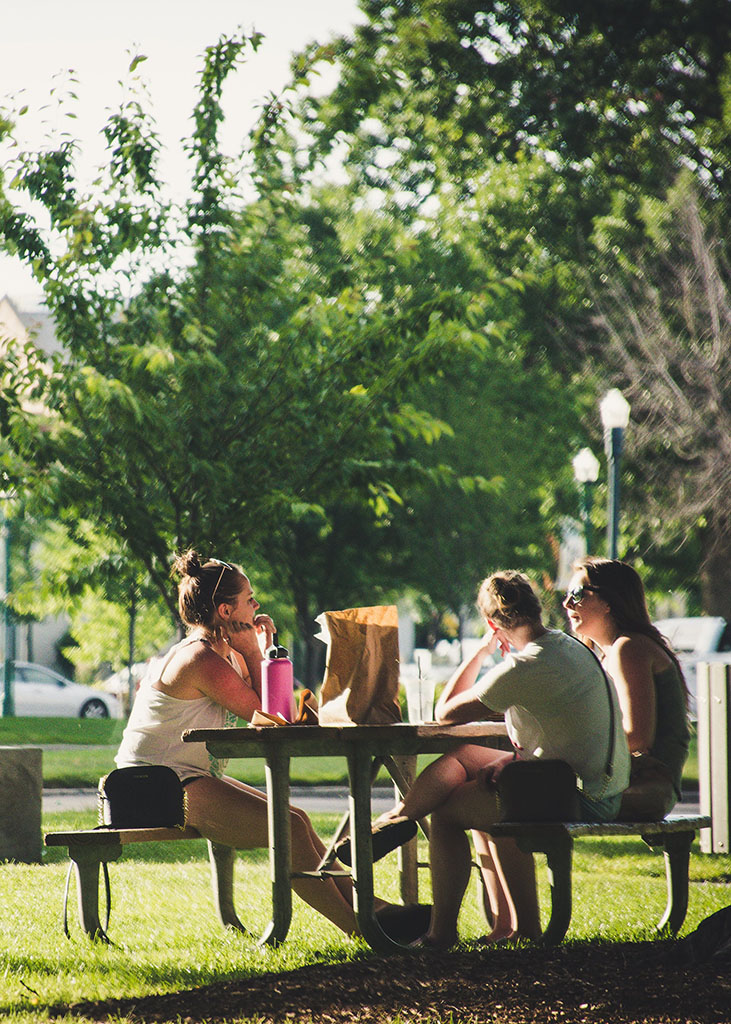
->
<box><xmin>286</xmin><ymin>0</ymin><xmax>731</xmax><ymax>609</ymax></box>
<box><xmin>586</xmin><ymin>179</ymin><xmax>731</xmax><ymax>617</ymax></box>
<box><xmin>9</xmin><ymin>517</ymin><xmax>173</xmax><ymax>678</ymax></box>
<box><xmin>0</xmin><ymin>34</ymin><xmax>493</xmax><ymax>657</ymax></box>
<box><xmin>303</xmin><ymin>0</ymin><xmax>730</xmax><ymax>205</ymax></box>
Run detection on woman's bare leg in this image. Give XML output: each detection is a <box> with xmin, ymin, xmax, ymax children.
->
<box><xmin>378</xmin><ymin>745</ymin><xmax>507</xmax><ymax>823</ymax></box>
<box><xmin>426</xmin><ymin>806</ymin><xmax>473</xmax><ymax>948</ymax></box>
<box><xmin>472</xmin><ymin>832</ymin><xmax>541</xmax><ymax>942</ymax></box>
<box><xmin>471</xmin><ymin>830</ymin><xmax>514</xmax><ymax>941</ymax></box>
<box><xmin>491</xmin><ymin>836</ymin><xmax>541</xmax><ymax>939</ymax></box>
<box><xmin>424</xmin><ymin>778</ymin><xmax>501</xmax><ymax>947</ymax></box>
<box><xmin>185</xmin><ymin>775</ymin><xmax>358</xmax><ymax>935</ymax></box>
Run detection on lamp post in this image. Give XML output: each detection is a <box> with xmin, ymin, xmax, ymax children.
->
<box><xmin>572</xmin><ymin>447</ymin><xmax>600</xmax><ymax>555</ymax></box>
<box><xmin>599</xmin><ymin>388</ymin><xmax>631</xmax><ymax>559</ymax></box>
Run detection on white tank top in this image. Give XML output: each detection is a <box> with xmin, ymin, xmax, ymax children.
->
<box><xmin>115</xmin><ymin>637</ymin><xmax>242</xmax><ymax>780</ymax></box>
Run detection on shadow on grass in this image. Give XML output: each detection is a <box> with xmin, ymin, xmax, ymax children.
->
<box><xmin>52</xmin><ymin>940</ymin><xmax>730</xmax><ymax>1024</ymax></box>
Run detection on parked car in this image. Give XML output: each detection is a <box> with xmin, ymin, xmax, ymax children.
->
<box><xmin>8</xmin><ymin>661</ymin><xmax>123</xmax><ymax>718</ymax></box>
<box><xmin>101</xmin><ymin>661</ymin><xmax>152</xmax><ymax>698</ymax></box>
<box><xmin>654</xmin><ymin>616</ymin><xmax>731</xmax><ymax>718</ymax></box>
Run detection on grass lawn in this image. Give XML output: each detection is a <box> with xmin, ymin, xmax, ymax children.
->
<box><xmin>0</xmin><ymin>804</ymin><xmax>729</xmax><ymax>1024</ymax></box>
<box><xmin>0</xmin><ymin>716</ymin><xmax>379</xmax><ymax>788</ymax></box>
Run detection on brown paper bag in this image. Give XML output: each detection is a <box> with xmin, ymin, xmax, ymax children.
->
<box><xmin>316</xmin><ymin>605</ymin><xmax>402</xmax><ymax>725</ymax></box>
<box><xmin>250</xmin><ymin>689</ymin><xmax>319</xmax><ymax>727</ymax></box>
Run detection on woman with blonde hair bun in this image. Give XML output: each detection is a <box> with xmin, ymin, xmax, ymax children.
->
<box><xmin>337</xmin><ymin>569</ymin><xmax>629</xmax><ymax>948</ymax></box>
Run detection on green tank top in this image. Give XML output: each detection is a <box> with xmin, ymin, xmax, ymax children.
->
<box><xmin>650</xmin><ymin>661</ymin><xmax>690</xmax><ymax>799</ymax></box>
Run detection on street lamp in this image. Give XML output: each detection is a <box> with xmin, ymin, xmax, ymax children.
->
<box><xmin>572</xmin><ymin>447</ymin><xmax>600</xmax><ymax>554</ymax></box>
<box><xmin>599</xmin><ymin>388</ymin><xmax>631</xmax><ymax>559</ymax></box>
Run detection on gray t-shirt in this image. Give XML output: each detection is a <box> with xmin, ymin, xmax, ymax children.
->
<box><xmin>473</xmin><ymin>630</ymin><xmax>630</xmax><ymax>800</ymax></box>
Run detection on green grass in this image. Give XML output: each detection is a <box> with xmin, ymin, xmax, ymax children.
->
<box><xmin>0</xmin><ymin>717</ymin><xmax>396</xmax><ymax>788</ymax></box>
<box><xmin>1</xmin><ymin>807</ymin><xmax>730</xmax><ymax>1023</ymax></box>
<box><xmin>0</xmin><ymin>717</ymin><xmax>126</xmax><ymax>747</ymax></box>
<box><xmin>39</xmin><ymin>747</ymin><xmax>361</xmax><ymax>789</ymax></box>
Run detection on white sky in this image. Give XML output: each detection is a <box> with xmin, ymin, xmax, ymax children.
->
<box><xmin>0</xmin><ymin>0</ymin><xmax>364</xmax><ymax>306</ymax></box>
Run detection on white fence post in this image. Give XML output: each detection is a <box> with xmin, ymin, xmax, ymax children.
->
<box><xmin>697</xmin><ymin>662</ymin><xmax>730</xmax><ymax>854</ymax></box>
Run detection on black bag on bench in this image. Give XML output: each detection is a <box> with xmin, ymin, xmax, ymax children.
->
<box><xmin>496</xmin><ymin>758</ymin><xmax>581</xmax><ymax>823</ymax></box>
<box><xmin>98</xmin><ymin>765</ymin><xmax>187</xmax><ymax>828</ymax></box>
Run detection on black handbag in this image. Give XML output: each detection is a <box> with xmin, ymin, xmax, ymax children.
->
<box><xmin>98</xmin><ymin>765</ymin><xmax>187</xmax><ymax>829</ymax></box>
<box><xmin>496</xmin><ymin>757</ymin><xmax>581</xmax><ymax>822</ymax></box>
<box><xmin>495</xmin><ymin>638</ymin><xmax>617</xmax><ymax>824</ymax></box>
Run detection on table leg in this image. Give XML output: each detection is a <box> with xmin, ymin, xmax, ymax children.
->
<box><xmin>347</xmin><ymin>746</ymin><xmax>406</xmax><ymax>954</ymax></box>
<box><xmin>385</xmin><ymin>754</ymin><xmax>419</xmax><ymax>904</ymax></box>
<box><xmin>317</xmin><ymin>758</ymin><xmax>386</xmax><ymax>870</ymax></box>
<box><xmin>259</xmin><ymin>749</ymin><xmax>292</xmax><ymax>947</ymax></box>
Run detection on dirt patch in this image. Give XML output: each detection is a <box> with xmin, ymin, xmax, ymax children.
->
<box><xmin>61</xmin><ymin>942</ymin><xmax>730</xmax><ymax>1023</ymax></box>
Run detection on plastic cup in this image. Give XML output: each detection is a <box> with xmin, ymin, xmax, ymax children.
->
<box><xmin>404</xmin><ymin>675</ymin><xmax>437</xmax><ymax>723</ymax></box>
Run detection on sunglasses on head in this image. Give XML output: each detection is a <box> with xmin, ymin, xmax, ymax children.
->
<box><xmin>210</xmin><ymin>558</ymin><xmax>234</xmax><ymax>606</ymax></box>
<box><xmin>564</xmin><ymin>584</ymin><xmax>599</xmax><ymax>607</ymax></box>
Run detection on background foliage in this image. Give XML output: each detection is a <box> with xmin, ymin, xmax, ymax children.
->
<box><xmin>2</xmin><ymin>1</ymin><xmax>730</xmax><ymax>681</ymax></box>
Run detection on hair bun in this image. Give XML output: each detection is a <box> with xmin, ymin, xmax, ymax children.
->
<box><xmin>172</xmin><ymin>548</ymin><xmax>204</xmax><ymax>580</ymax></box>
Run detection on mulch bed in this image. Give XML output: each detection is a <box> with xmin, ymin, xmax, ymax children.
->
<box><xmin>61</xmin><ymin>942</ymin><xmax>730</xmax><ymax>1023</ymax></box>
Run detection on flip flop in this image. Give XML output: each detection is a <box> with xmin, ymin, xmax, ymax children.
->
<box><xmin>333</xmin><ymin>816</ymin><xmax>417</xmax><ymax>867</ymax></box>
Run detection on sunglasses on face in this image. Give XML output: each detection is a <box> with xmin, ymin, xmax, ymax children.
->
<box><xmin>564</xmin><ymin>584</ymin><xmax>599</xmax><ymax>607</ymax></box>
<box><xmin>210</xmin><ymin>559</ymin><xmax>234</xmax><ymax>606</ymax></box>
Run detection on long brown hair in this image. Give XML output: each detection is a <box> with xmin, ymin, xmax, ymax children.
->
<box><xmin>574</xmin><ymin>557</ymin><xmax>688</xmax><ymax>695</ymax></box>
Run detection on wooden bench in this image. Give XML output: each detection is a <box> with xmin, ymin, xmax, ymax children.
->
<box><xmin>487</xmin><ymin>813</ymin><xmax>711</xmax><ymax>945</ymax></box>
<box><xmin>45</xmin><ymin>827</ymin><xmax>246</xmax><ymax>942</ymax></box>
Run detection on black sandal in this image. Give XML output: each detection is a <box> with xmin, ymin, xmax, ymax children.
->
<box><xmin>333</xmin><ymin>816</ymin><xmax>417</xmax><ymax>867</ymax></box>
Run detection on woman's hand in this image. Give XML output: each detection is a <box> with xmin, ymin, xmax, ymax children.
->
<box><xmin>254</xmin><ymin>613</ymin><xmax>276</xmax><ymax>651</ymax></box>
<box><xmin>486</xmin><ymin>620</ymin><xmax>511</xmax><ymax>657</ymax></box>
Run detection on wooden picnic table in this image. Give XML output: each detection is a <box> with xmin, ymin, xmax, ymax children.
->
<box><xmin>182</xmin><ymin>720</ymin><xmax>508</xmax><ymax>954</ymax></box>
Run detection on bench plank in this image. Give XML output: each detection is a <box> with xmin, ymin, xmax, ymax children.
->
<box><xmin>46</xmin><ymin>826</ymin><xmax>201</xmax><ymax>846</ymax></box>
<box><xmin>488</xmin><ymin>814</ymin><xmax>711</xmax><ymax>945</ymax></box>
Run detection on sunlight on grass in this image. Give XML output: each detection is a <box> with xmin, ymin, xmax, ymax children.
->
<box><xmin>1</xmin><ymin>808</ymin><xmax>729</xmax><ymax>1022</ymax></box>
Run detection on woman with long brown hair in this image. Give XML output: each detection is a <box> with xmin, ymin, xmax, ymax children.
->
<box><xmin>564</xmin><ymin>557</ymin><xmax>690</xmax><ymax>820</ymax></box>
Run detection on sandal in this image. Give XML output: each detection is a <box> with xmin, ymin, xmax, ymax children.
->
<box><xmin>333</xmin><ymin>816</ymin><xmax>417</xmax><ymax>867</ymax></box>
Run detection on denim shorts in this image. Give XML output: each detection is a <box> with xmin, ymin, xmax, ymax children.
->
<box><xmin>578</xmin><ymin>791</ymin><xmax>622</xmax><ymax>823</ymax></box>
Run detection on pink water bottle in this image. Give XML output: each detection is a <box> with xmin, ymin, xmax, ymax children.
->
<box><xmin>261</xmin><ymin>638</ymin><xmax>294</xmax><ymax>722</ymax></box>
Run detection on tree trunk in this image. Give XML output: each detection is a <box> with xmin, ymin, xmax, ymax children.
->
<box><xmin>699</xmin><ymin>513</ymin><xmax>731</xmax><ymax>622</ymax></box>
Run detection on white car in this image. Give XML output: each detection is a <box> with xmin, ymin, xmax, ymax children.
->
<box><xmin>8</xmin><ymin>662</ymin><xmax>123</xmax><ymax>718</ymax></box>
<box><xmin>654</xmin><ymin>617</ymin><xmax>731</xmax><ymax>718</ymax></box>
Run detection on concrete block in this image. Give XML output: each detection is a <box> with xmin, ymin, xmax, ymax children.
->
<box><xmin>0</xmin><ymin>745</ymin><xmax>42</xmax><ymax>862</ymax></box>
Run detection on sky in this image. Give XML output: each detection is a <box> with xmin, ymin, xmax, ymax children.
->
<box><xmin>0</xmin><ymin>0</ymin><xmax>364</xmax><ymax>306</ymax></box>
